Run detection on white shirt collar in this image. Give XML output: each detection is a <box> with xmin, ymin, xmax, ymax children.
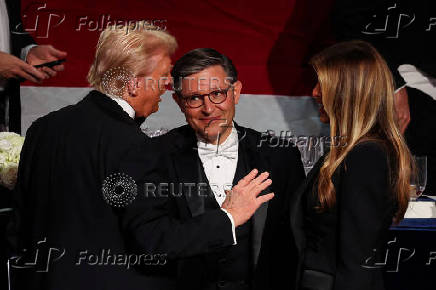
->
<box><xmin>197</xmin><ymin>123</ymin><xmax>239</xmax><ymax>158</ymax></box>
<box><xmin>107</xmin><ymin>94</ymin><xmax>135</xmax><ymax>119</ymax></box>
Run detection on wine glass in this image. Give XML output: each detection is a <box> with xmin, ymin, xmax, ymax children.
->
<box><xmin>410</xmin><ymin>156</ymin><xmax>427</xmax><ymax>200</ymax></box>
<box><xmin>141</xmin><ymin>127</ymin><xmax>169</xmax><ymax>138</ymax></box>
<box><xmin>298</xmin><ymin>137</ymin><xmax>324</xmax><ymax>175</ymax></box>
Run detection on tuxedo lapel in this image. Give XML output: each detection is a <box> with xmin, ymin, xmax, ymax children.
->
<box><xmin>235</xmin><ymin>123</ymin><xmax>270</xmax><ymax>269</ymax></box>
<box><xmin>288</xmin><ymin>153</ymin><xmax>326</xmax><ymax>290</ymax></box>
<box><xmin>171</xmin><ymin>128</ymin><xmax>206</xmax><ymax>217</ymax></box>
<box><xmin>290</xmin><ymin>154</ymin><xmax>326</xmax><ymax>255</ymax></box>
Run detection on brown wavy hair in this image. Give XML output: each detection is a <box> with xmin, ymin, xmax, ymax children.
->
<box><xmin>310</xmin><ymin>40</ymin><xmax>413</xmax><ymax>223</ymax></box>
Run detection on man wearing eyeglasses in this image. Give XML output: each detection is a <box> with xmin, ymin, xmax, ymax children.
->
<box><xmin>121</xmin><ymin>48</ymin><xmax>305</xmax><ymax>290</ymax></box>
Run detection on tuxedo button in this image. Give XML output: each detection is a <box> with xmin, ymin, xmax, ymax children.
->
<box><xmin>217</xmin><ymin>280</ymin><xmax>227</xmax><ymax>288</ymax></box>
<box><xmin>208</xmin><ymin>240</ymin><xmax>223</xmax><ymax>249</ymax></box>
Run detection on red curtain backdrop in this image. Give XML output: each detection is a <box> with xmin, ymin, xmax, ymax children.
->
<box><xmin>20</xmin><ymin>0</ymin><xmax>334</xmax><ymax>95</ymax></box>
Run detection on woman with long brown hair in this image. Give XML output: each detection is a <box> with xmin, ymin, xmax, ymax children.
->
<box><xmin>289</xmin><ymin>40</ymin><xmax>413</xmax><ymax>290</ymax></box>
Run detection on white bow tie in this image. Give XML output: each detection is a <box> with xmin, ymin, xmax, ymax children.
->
<box><xmin>198</xmin><ymin>143</ymin><xmax>238</xmax><ymax>160</ymax></box>
<box><xmin>197</xmin><ymin>131</ymin><xmax>239</xmax><ymax>160</ymax></box>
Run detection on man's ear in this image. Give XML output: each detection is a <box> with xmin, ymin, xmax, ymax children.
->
<box><xmin>126</xmin><ymin>77</ymin><xmax>140</xmax><ymax>98</ymax></box>
<box><xmin>232</xmin><ymin>80</ymin><xmax>242</xmax><ymax>105</ymax></box>
<box><xmin>172</xmin><ymin>92</ymin><xmax>185</xmax><ymax>113</ymax></box>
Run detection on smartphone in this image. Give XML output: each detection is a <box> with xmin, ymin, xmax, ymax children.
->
<box><xmin>18</xmin><ymin>59</ymin><xmax>67</xmax><ymax>82</ymax></box>
<box><xmin>34</xmin><ymin>59</ymin><xmax>66</xmax><ymax>68</ymax></box>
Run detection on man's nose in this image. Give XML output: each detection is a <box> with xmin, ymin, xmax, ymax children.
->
<box><xmin>201</xmin><ymin>95</ymin><xmax>214</xmax><ymax>114</ymax></box>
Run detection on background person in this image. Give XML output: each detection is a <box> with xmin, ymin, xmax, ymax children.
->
<box><xmin>0</xmin><ymin>0</ymin><xmax>66</xmax><ymax>133</ymax></box>
<box><xmin>289</xmin><ymin>40</ymin><xmax>413</xmax><ymax>290</ymax></box>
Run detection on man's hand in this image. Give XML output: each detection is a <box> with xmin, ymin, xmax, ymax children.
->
<box><xmin>394</xmin><ymin>87</ymin><xmax>411</xmax><ymax>134</ymax></box>
<box><xmin>222</xmin><ymin>169</ymin><xmax>274</xmax><ymax>227</ymax></box>
<box><xmin>0</xmin><ymin>51</ymin><xmax>46</xmax><ymax>83</ymax></box>
<box><xmin>27</xmin><ymin>45</ymin><xmax>67</xmax><ymax>78</ymax></box>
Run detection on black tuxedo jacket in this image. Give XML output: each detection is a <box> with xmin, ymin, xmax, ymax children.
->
<box><xmin>120</xmin><ymin>123</ymin><xmax>305</xmax><ymax>290</ymax></box>
<box><xmin>1</xmin><ymin>0</ymin><xmax>36</xmax><ymax>133</ymax></box>
<box><xmin>289</xmin><ymin>141</ymin><xmax>396</xmax><ymax>290</ymax></box>
<box><xmin>8</xmin><ymin>90</ymin><xmax>173</xmax><ymax>290</ymax></box>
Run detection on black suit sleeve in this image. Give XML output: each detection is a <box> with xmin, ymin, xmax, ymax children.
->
<box><xmin>119</xmin><ymin>142</ymin><xmax>234</xmax><ymax>260</ymax></box>
<box><xmin>6</xmin><ymin>0</ymin><xmax>35</xmax><ymax>58</ymax></box>
<box><xmin>334</xmin><ymin>143</ymin><xmax>393</xmax><ymax>290</ymax></box>
<box><xmin>7</xmin><ymin>118</ymin><xmax>45</xmax><ymax>254</ymax></box>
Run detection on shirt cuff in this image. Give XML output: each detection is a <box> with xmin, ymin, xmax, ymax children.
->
<box><xmin>21</xmin><ymin>44</ymin><xmax>38</xmax><ymax>62</ymax></box>
<box><xmin>221</xmin><ymin>208</ymin><xmax>237</xmax><ymax>245</ymax></box>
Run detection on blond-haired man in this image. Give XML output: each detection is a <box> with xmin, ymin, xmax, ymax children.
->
<box><xmin>9</xmin><ymin>25</ymin><xmax>177</xmax><ymax>290</ymax></box>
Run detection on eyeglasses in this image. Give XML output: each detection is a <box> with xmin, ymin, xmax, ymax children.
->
<box><xmin>179</xmin><ymin>85</ymin><xmax>233</xmax><ymax>108</ymax></box>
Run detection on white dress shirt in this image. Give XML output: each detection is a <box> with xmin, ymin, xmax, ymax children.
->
<box><xmin>0</xmin><ymin>0</ymin><xmax>11</xmax><ymax>89</ymax></box>
<box><xmin>0</xmin><ymin>0</ymin><xmax>36</xmax><ymax>89</ymax></box>
<box><xmin>0</xmin><ymin>0</ymin><xmax>10</xmax><ymax>54</ymax></box>
<box><xmin>107</xmin><ymin>94</ymin><xmax>135</xmax><ymax>118</ymax></box>
<box><xmin>197</xmin><ymin>125</ymin><xmax>238</xmax><ymax>244</ymax></box>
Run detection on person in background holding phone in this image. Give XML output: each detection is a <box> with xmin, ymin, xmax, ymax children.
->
<box><xmin>288</xmin><ymin>40</ymin><xmax>413</xmax><ymax>290</ymax></box>
<box><xmin>0</xmin><ymin>0</ymin><xmax>66</xmax><ymax>133</ymax></box>
<box><xmin>0</xmin><ymin>1</ymin><xmax>66</xmax><ymax>287</ymax></box>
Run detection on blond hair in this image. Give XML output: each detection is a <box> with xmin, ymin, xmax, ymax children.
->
<box><xmin>87</xmin><ymin>25</ymin><xmax>177</xmax><ymax>92</ymax></box>
<box><xmin>310</xmin><ymin>40</ymin><xmax>413</xmax><ymax>223</ymax></box>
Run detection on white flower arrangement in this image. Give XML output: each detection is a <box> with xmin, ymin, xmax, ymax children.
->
<box><xmin>0</xmin><ymin>132</ymin><xmax>24</xmax><ymax>190</ymax></box>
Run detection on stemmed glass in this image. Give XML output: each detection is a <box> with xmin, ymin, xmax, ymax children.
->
<box><xmin>410</xmin><ymin>156</ymin><xmax>427</xmax><ymax>200</ymax></box>
<box><xmin>298</xmin><ymin>137</ymin><xmax>324</xmax><ymax>175</ymax></box>
<box><xmin>141</xmin><ymin>127</ymin><xmax>169</xmax><ymax>138</ymax></box>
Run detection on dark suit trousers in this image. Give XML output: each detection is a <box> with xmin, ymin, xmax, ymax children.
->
<box><xmin>0</xmin><ymin>81</ymin><xmax>21</xmax><ymax>133</ymax></box>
